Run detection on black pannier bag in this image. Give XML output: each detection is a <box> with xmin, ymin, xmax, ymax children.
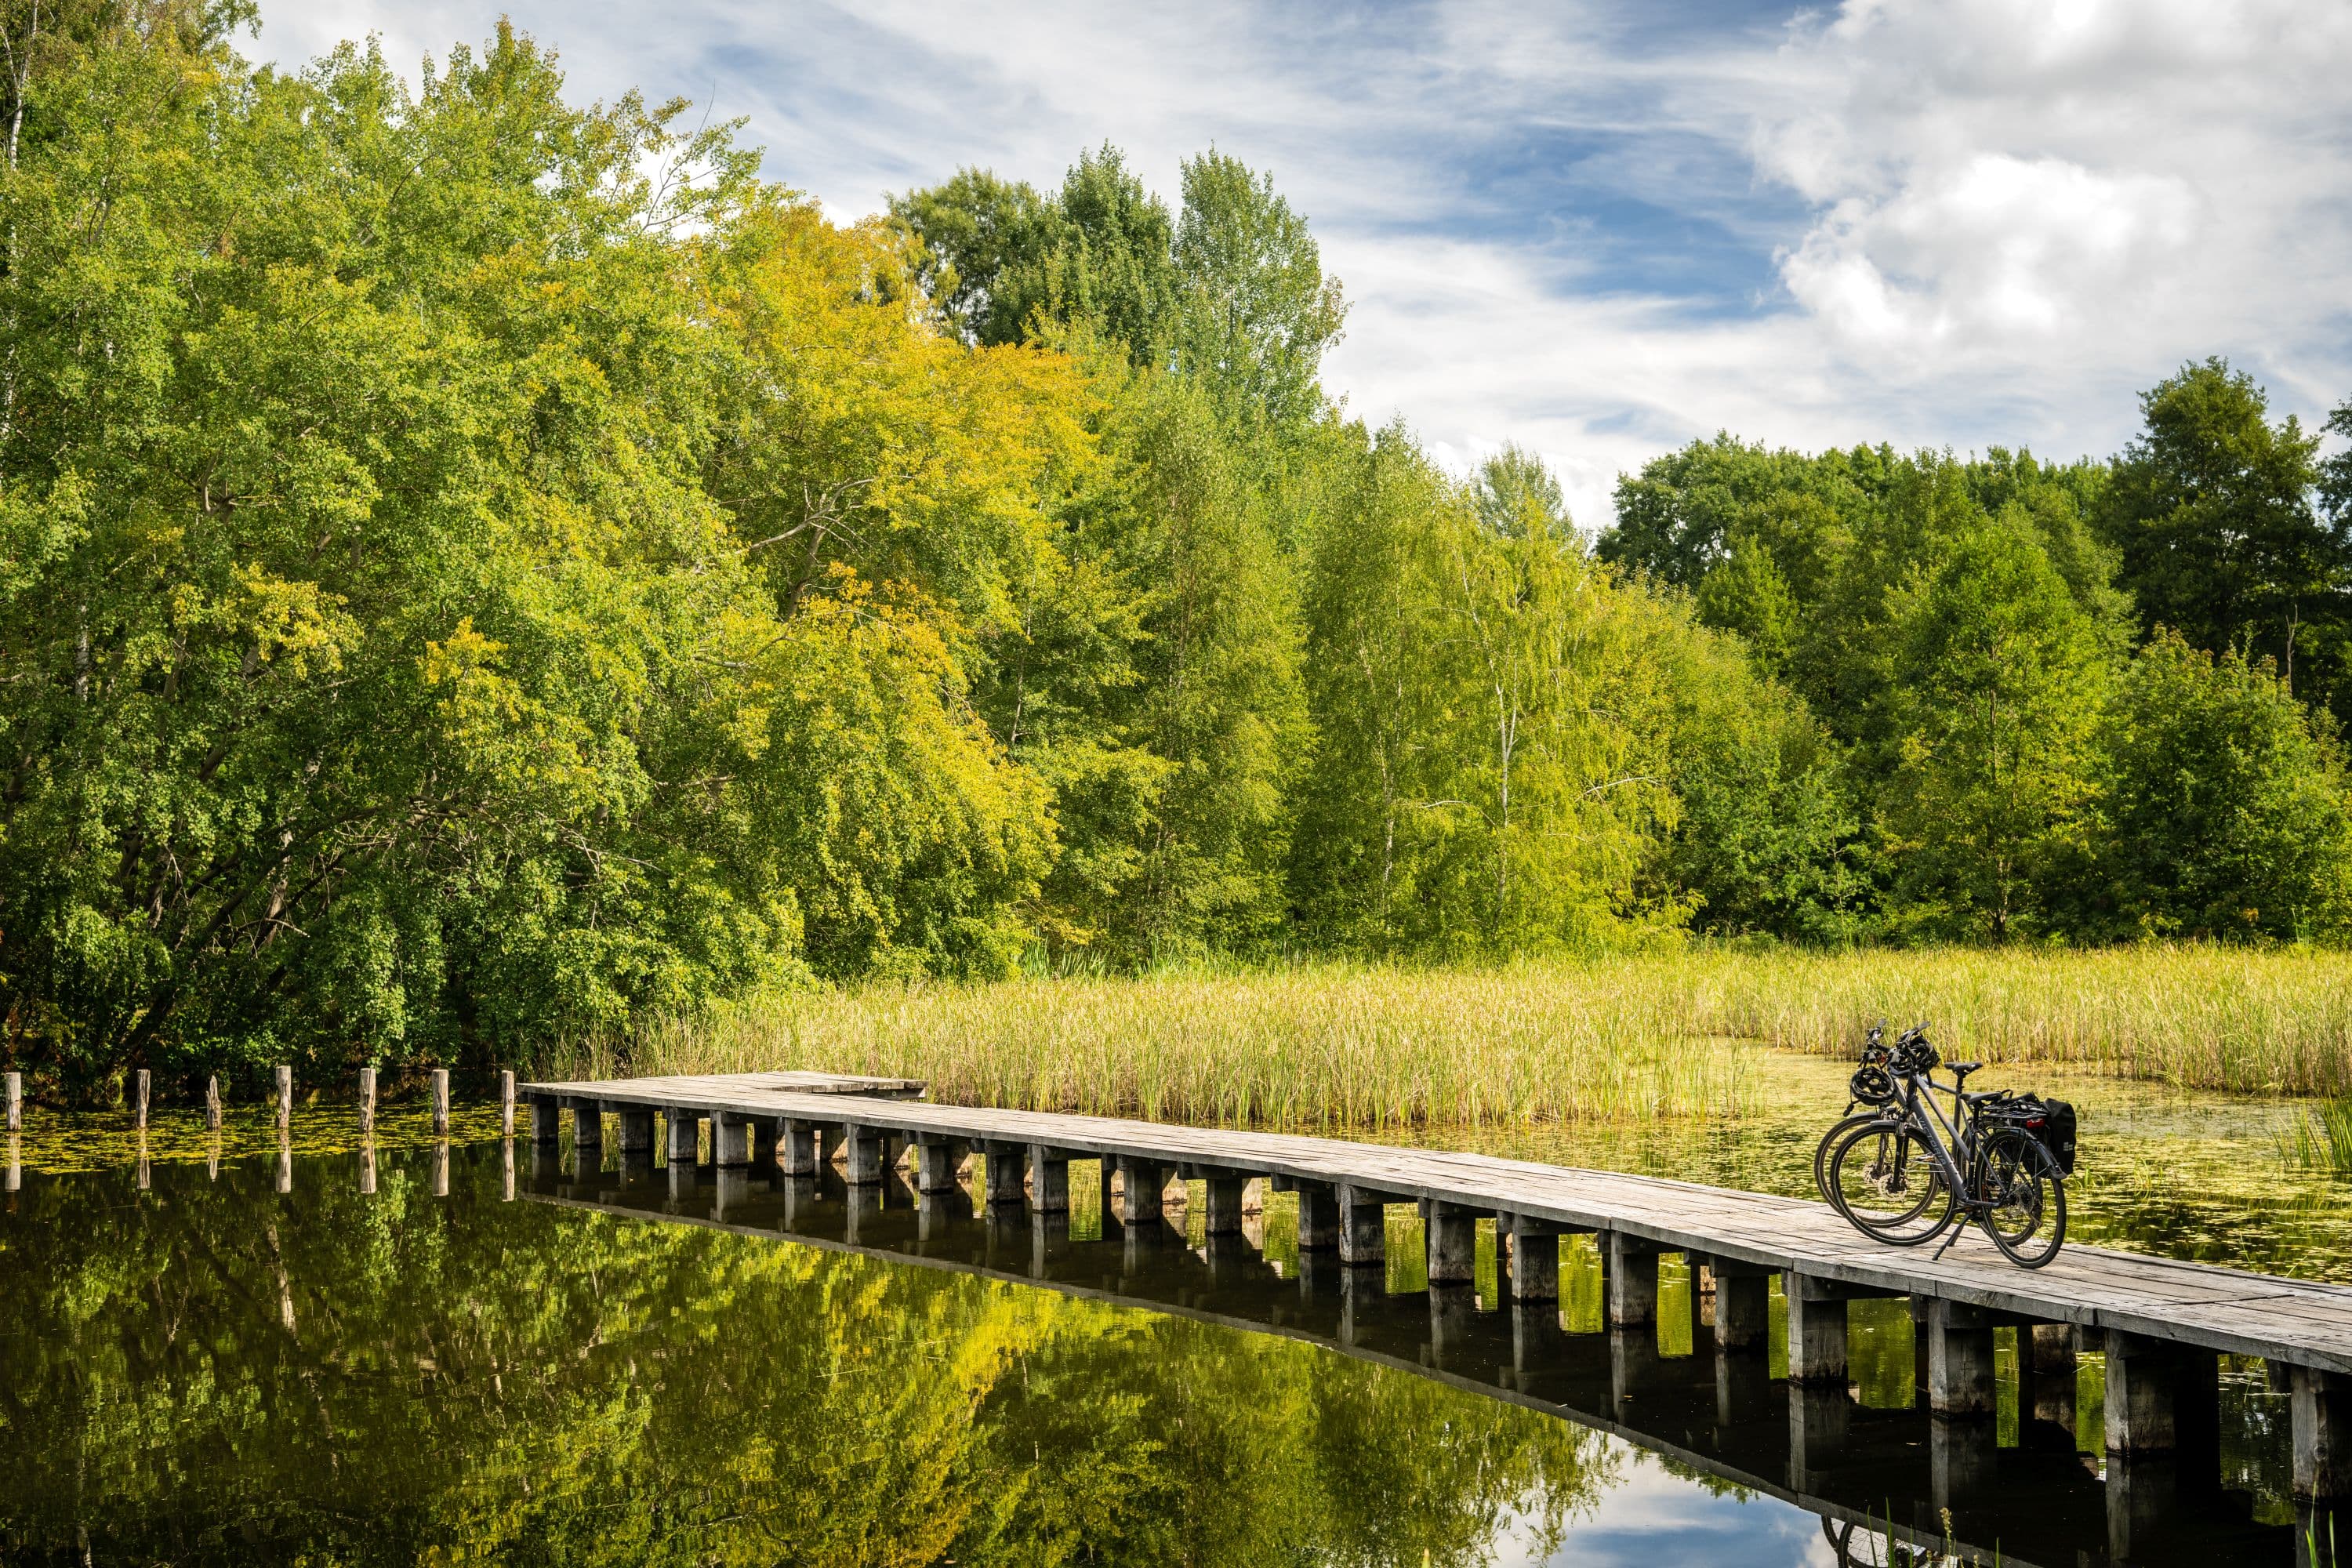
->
<box><xmin>1989</xmin><ymin>1093</ymin><xmax>2078</xmax><ymax>1175</ymax></box>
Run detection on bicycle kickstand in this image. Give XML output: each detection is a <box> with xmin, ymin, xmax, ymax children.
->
<box><xmin>1933</xmin><ymin>1225</ymin><xmax>1965</xmax><ymax>1261</ymax></box>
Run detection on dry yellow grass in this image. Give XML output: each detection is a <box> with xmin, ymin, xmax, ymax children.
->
<box><xmin>550</xmin><ymin>945</ymin><xmax>2352</xmax><ymax>1131</ymax></box>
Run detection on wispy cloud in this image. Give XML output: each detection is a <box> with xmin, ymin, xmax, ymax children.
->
<box><xmin>257</xmin><ymin>0</ymin><xmax>2352</xmax><ymax>526</ymax></box>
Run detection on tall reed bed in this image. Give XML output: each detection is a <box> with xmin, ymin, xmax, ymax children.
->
<box><xmin>586</xmin><ymin>964</ymin><xmax>1752</xmax><ymax>1129</ymax></box>
<box><xmin>553</xmin><ymin>945</ymin><xmax>2352</xmax><ymax>1131</ymax></box>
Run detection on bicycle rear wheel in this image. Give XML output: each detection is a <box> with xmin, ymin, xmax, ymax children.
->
<box><xmin>1976</xmin><ymin>1129</ymin><xmax>2067</xmax><ymax>1269</ymax></box>
<box><xmin>1828</xmin><ymin>1119</ymin><xmax>1957</xmax><ymax>1247</ymax></box>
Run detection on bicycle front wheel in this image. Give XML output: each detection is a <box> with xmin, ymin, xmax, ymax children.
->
<box><xmin>1976</xmin><ymin>1129</ymin><xmax>2067</xmax><ymax>1269</ymax></box>
<box><xmin>1828</xmin><ymin>1119</ymin><xmax>1957</xmax><ymax>1247</ymax></box>
<box><xmin>1813</xmin><ymin>1111</ymin><xmax>1888</xmax><ymax>1204</ymax></box>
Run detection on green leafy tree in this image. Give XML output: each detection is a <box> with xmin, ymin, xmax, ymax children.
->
<box><xmin>2103</xmin><ymin>359</ymin><xmax>2344</xmax><ymax>702</ymax></box>
<box><xmin>1878</xmin><ymin>510</ymin><xmax>2108</xmax><ymax>939</ymax></box>
<box><xmin>2080</xmin><ymin>631</ymin><xmax>2352</xmax><ymax>940</ymax></box>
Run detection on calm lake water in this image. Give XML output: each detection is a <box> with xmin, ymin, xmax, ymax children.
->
<box><xmin>1</xmin><ymin>1051</ymin><xmax>2345</xmax><ymax>1566</ymax></box>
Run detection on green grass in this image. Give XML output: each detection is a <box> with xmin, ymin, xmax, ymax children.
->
<box><xmin>550</xmin><ymin>944</ymin><xmax>2352</xmax><ymax>1131</ymax></box>
<box><xmin>2282</xmin><ymin>1098</ymin><xmax>2352</xmax><ymax>1172</ymax></box>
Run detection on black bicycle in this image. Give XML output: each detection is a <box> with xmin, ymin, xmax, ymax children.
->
<box><xmin>1818</xmin><ymin>1023</ymin><xmax>2077</xmax><ymax>1269</ymax></box>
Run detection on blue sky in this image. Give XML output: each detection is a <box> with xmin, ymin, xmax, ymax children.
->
<box><xmin>262</xmin><ymin>1</ymin><xmax>2352</xmax><ymax>527</ymax></box>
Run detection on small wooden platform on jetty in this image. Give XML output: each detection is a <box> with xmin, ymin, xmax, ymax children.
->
<box><xmin>522</xmin><ymin>1069</ymin><xmax>2352</xmax><ymax>1512</ymax></box>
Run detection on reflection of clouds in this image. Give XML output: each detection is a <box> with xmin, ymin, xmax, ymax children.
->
<box><xmin>257</xmin><ymin>1</ymin><xmax>2352</xmax><ymax>527</ymax></box>
<box><xmin>1490</xmin><ymin>1439</ymin><xmax>1839</xmax><ymax>1566</ymax></box>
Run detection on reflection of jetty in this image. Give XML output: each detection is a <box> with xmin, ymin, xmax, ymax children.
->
<box><xmin>524</xmin><ymin>1071</ymin><xmax>2350</xmax><ymax>1559</ymax></box>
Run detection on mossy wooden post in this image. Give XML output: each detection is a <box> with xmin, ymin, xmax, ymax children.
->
<box><xmin>1296</xmin><ymin>1181</ymin><xmax>1338</xmax><ymax>1251</ymax></box>
<box><xmin>1337</xmin><ymin>1184</ymin><xmax>1386</xmax><ymax>1267</ymax></box>
<box><xmin>499</xmin><ymin>1071</ymin><xmax>515</xmax><ymax>1136</ymax></box>
<box><xmin>274</xmin><ymin>1065</ymin><xmax>292</xmax><ymax>1130</ymax></box>
<box><xmin>4</xmin><ymin>1071</ymin><xmax>17</xmax><ymax>1132</ymax></box>
<box><xmin>358</xmin><ymin>1068</ymin><xmax>376</xmax><ymax>1135</ymax></box>
<box><xmin>841</xmin><ymin>1123</ymin><xmax>884</xmax><ymax>1184</ymax></box>
<box><xmin>779</xmin><ymin>1119</ymin><xmax>819</xmax><ymax>1178</ymax></box>
<box><xmin>430</xmin><ymin>1069</ymin><xmax>450</xmax><ymax>1135</ymax></box>
<box><xmin>529</xmin><ymin>1094</ymin><xmax>559</xmax><ymax>1145</ymax></box>
<box><xmin>205</xmin><ymin>1075</ymin><xmax>222</xmax><ymax>1130</ymax></box>
<box><xmin>572</xmin><ymin>1102</ymin><xmax>601</xmax><ymax>1151</ymax></box>
<box><xmin>133</xmin><ymin>1069</ymin><xmax>151</xmax><ymax>1131</ymax></box>
<box><xmin>1607</xmin><ymin>1232</ymin><xmax>1660</xmax><ymax>1328</ymax></box>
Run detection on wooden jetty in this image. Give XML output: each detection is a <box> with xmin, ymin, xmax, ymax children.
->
<box><xmin>523</xmin><ymin>1070</ymin><xmax>2352</xmax><ymax>1519</ymax></box>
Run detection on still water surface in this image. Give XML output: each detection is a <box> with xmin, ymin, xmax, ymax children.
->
<box><xmin>0</xmin><ymin>1051</ymin><xmax>2343</xmax><ymax>1566</ymax></box>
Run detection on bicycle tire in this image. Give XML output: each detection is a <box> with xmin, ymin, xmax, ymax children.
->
<box><xmin>1813</xmin><ymin>1110</ymin><xmax>1887</xmax><ymax>1205</ymax></box>
<box><xmin>1976</xmin><ymin>1129</ymin><xmax>2067</xmax><ymax>1269</ymax></box>
<box><xmin>1827</xmin><ymin>1118</ymin><xmax>1958</xmax><ymax>1247</ymax></box>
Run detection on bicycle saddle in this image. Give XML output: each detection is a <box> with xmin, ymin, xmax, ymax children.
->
<box><xmin>1947</xmin><ymin>1061</ymin><xmax>1984</xmax><ymax>1083</ymax></box>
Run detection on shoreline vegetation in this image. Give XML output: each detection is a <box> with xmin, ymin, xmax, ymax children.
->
<box><xmin>547</xmin><ymin>944</ymin><xmax>2352</xmax><ymax>1129</ymax></box>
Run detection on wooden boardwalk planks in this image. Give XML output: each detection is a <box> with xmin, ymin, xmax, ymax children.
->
<box><xmin>521</xmin><ymin>1073</ymin><xmax>2352</xmax><ymax>1374</ymax></box>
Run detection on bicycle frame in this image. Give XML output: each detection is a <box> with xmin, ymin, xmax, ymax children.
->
<box><xmin>1886</xmin><ymin>1067</ymin><xmax>1987</xmax><ymax>1212</ymax></box>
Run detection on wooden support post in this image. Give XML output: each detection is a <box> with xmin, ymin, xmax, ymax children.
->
<box><xmin>980</xmin><ymin>1142</ymin><xmax>1025</xmax><ymax>1207</ymax></box>
<box><xmin>1028</xmin><ymin>1144</ymin><xmax>1069</xmax><ymax>1213</ymax></box>
<box><xmin>2103</xmin><ymin>1330</ymin><xmax>2218</xmax><ymax>1475</ymax></box>
<box><xmin>359</xmin><ymin>1068</ymin><xmax>377</xmax><ymax>1135</ymax></box>
<box><xmin>1428</xmin><ymin>1200</ymin><xmax>1477</xmax><ymax>1287</ymax></box>
<box><xmin>779</xmin><ymin>1120</ymin><xmax>819</xmax><ymax>1177</ymax></box>
<box><xmin>1117</xmin><ymin>1154</ymin><xmax>1160</xmax><ymax>1221</ymax></box>
<box><xmin>529</xmin><ymin>1095</ymin><xmax>557</xmax><ymax>1144</ymax></box>
<box><xmin>274</xmin><ymin>1065</ymin><xmax>292</xmax><ymax>1129</ymax></box>
<box><xmin>205</xmin><ymin>1074</ymin><xmax>222</xmax><ymax>1130</ymax></box>
<box><xmin>1607</xmin><ymin>1232</ymin><xmax>1659</xmax><ymax>1328</ymax></box>
<box><xmin>753</xmin><ymin>1116</ymin><xmax>779</xmax><ymax>1170</ymax></box>
<box><xmin>668</xmin><ymin>1109</ymin><xmax>701</xmax><ymax>1167</ymax></box>
<box><xmin>619</xmin><ymin>1108</ymin><xmax>655</xmax><ymax>1154</ymax></box>
<box><xmin>2</xmin><ymin>1069</ymin><xmax>21</xmax><ymax>1132</ymax></box>
<box><xmin>710</xmin><ymin>1111</ymin><xmax>752</xmax><ymax>1167</ymax></box>
<box><xmin>842</xmin><ymin>1124</ymin><xmax>884</xmax><ymax>1184</ymax></box>
<box><xmin>499</xmin><ymin>1071</ymin><xmax>515</xmax><ymax>1136</ymax></box>
<box><xmin>1098</xmin><ymin>1157</ymin><xmax>1115</xmax><ymax>1218</ymax></box>
<box><xmin>1203</xmin><ymin>1173</ymin><xmax>1247</xmax><ymax>1236</ymax></box>
<box><xmin>2294</xmin><ymin>1365</ymin><xmax>2350</xmax><ymax>1501</ymax></box>
<box><xmin>2031</xmin><ymin>1322</ymin><xmax>2078</xmax><ymax>1428</ymax></box>
<box><xmin>572</xmin><ymin>1105</ymin><xmax>602</xmax><ymax>1148</ymax></box>
<box><xmin>1784</xmin><ymin>1272</ymin><xmax>1848</xmax><ymax>1385</ymax></box>
<box><xmin>1714</xmin><ymin>1267</ymin><xmax>1770</xmax><ymax>1352</ymax></box>
<box><xmin>1337</xmin><ymin>1184</ymin><xmax>1387</xmax><ymax>1267</ymax></box>
<box><xmin>1507</xmin><ymin>1216</ymin><xmax>1559</xmax><ymax>1303</ymax></box>
<box><xmin>430</xmin><ymin>1069</ymin><xmax>450</xmax><ymax>1135</ymax></box>
<box><xmin>134</xmin><ymin>1068</ymin><xmax>151</xmax><ymax>1131</ymax></box>
<box><xmin>915</xmin><ymin>1138</ymin><xmax>964</xmax><ymax>1194</ymax></box>
<box><xmin>1929</xmin><ymin>1298</ymin><xmax>1997</xmax><ymax>1416</ymax></box>
<box><xmin>1296</xmin><ymin>1181</ymin><xmax>1338</xmax><ymax>1250</ymax></box>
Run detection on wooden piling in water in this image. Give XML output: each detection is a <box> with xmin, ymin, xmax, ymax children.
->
<box><xmin>1929</xmin><ymin>1298</ymin><xmax>1998</xmax><ymax>1417</ymax></box>
<box><xmin>667</xmin><ymin>1109</ymin><xmax>700</xmax><ymax>1166</ymax></box>
<box><xmin>914</xmin><ymin>1137</ymin><xmax>964</xmax><ymax>1194</ymax></box>
<box><xmin>358</xmin><ymin>1067</ymin><xmax>376</xmax><ymax>1134</ymax></box>
<box><xmin>711</xmin><ymin>1110</ymin><xmax>753</xmax><ymax>1167</ymax></box>
<box><xmin>430</xmin><ymin>1069</ymin><xmax>450</xmax><ymax>1135</ymax></box>
<box><xmin>530</xmin><ymin>1095</ymin><xmax>559</xmax><ymax>1144</ymax></box>
<box><xmin>572</xmin><ymin>1104</ymin><xmax>601</xmax><ymax>1149</ymax></box>
<box><xmin>499</xmin><ymin>1071</ymin><xmax>515</xmax><ymax>1135</ymax></box>
<box><xmin>1710</xmin><ymin>1258</ymin><xmax>1772</xmax><ymax>1351</ymax></box>
<box><xmin>274</xmin><ymin>1064</ymin><xmax>292</xmax><ymax>1130</ymax></box>
<box><xmin>1295</xmin><ymin>1181</ymin><xmax>1337</xmax><ymax>1251</ymax></box>
<box><xmin>1506</xmin><ymin>1215</ymin><xmax>1562</xmax><ymax>1304</ymax></box>
<box><xmin>205</xmin><ymin>1075</ymin><xmax>222</xmax><ymax>1130</ymax></box>
<box><xmin>1608</xmin><ymin>1232</ymin><xmax>1660</xmax><ymax>1328</ymax></box>
<box><xmin>1029</xmin><ymin>1144</ymin><xmax>1070</xmax><ymax>1213</ymax></box>
<box><xmin>779</xmin><ymin>1119</ymin><xmax>819</xmax><ymax>1177</ymax></box>
<box><xmin>1783</xmin><ymin>1272</ymin><xmax>1847</xmax><ymax>1385</ymax></box>
<box><xmin>1427</xmin><ymin>1200</ymin><xmax>1477</xmax><ymax>1286</ymax></box>
<box><xmin>1337</xmin><ymin>1183</ymin><xmax>1386</xmax><ymax>1267</ymax></box>
<box><xmin>619</xmin><ymin>1107</ymin><xmax>655</xmax><ymax>1155</ymax></box>
<box><xmin>4</xmin><ymin>1070</ymin><xmax>17</xmax><ymax>1132</ymax></box>
<box><xmin>133</xmin><ymin>1069</ymin><xmax>150</xmax><ymax>1131</ymax></box>
<box><xmin>2294</xmin><ymin>1365</ymin><xmax>2351</xmax><ymax>1501</ymax></box>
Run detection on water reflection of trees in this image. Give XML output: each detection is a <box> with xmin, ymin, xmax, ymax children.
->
<box><xmin>0</xmin><ymin>1149</ymin><xmax>1615</xmax><ymax>1564</ymax></box>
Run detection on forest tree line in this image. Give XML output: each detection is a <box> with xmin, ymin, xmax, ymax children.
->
<box><xmin>3</xmin><ymin>9</ymin><xmax>2352</xmax><ymax>1092</ymax></box>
